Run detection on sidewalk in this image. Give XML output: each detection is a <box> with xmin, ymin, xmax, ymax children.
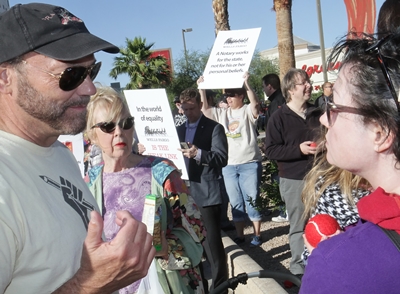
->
<box><xmin>203</xmin><ymin>231</ymin><xmax>289</xmax><ymax>294</ymax></box>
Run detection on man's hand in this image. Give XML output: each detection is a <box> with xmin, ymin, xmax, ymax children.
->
<box><xmin>179</xmin><ymin>144</ymin><xmax>198</xmax><ymax>159</ymax></box>
<box><xmin>300</xmin><ymin>141</ymin><xmax>317</xmax><ymax>155</ymax></box>
<box><xmin>54</xmin><ymin>210</ymin><xmax>155</xmax><ymax>294</ymax></box>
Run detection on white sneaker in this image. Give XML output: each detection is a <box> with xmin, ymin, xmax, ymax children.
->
<box><xmin>271</xmin><ymin>215</ymin><xmax>288</xmax><ymax>223</ymax></box>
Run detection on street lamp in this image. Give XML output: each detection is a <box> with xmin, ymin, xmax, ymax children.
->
<box><xmin>316</xmin><ymin>0</ymin><xmax>328</xmax><ymax>83</ymax></box>
<box><xmin>182</xmin><ymin>28</ymin><xmax>193</xmax><ymax>69</ymax></box>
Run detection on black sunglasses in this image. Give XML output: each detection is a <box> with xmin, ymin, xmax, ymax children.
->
<box><xmin>91</xmin><ymin>117</ymin><xmax>134</xmax><ymax>133</ymax></box>
<box><xmin>365</xmin><ymin>35</ymin><xmax>400</xmax><ymax>112</ymax></box>
<box><xmin>22</xmin><ymin>60</ymin><xmax>101</xmax><ymax>91</ymax></box>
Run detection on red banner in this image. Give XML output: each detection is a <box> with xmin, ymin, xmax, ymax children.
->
<box><xmin>344</xmin><ymin>0</ymin><xmax>376</xmax><ymax>38</ymax></box>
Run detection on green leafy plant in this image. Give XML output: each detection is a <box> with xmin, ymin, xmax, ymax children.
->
<box><xmin>259</xmin><ymin>160</ymin><xmax>283</xmax><ymax>208</ymax></box>
<box><xmin>248</xmin><ymin>159</ymin><xmax>284</xmax><ymax>212</ymax></box>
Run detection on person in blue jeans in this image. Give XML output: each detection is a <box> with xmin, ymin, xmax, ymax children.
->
<box><xmin>198</xmin><ymin>72</ymin><xmax>263</xmax><ymax>247</ymax></box>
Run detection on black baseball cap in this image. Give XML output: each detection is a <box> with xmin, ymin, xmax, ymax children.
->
<box><xmin>0</xmin><ymin>3</ymin><xmax>119</xmax><ymax>64</ymax></box>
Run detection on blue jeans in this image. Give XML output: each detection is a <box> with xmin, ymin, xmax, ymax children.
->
<box><xmin>222</xmin><ymin>161</ymin><xmax>262</xmax><ymax>222</ymax></box>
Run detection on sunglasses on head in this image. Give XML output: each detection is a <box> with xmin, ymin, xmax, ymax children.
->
<box><xmin>365</xmin><ymin>34</ymin><xmax>400</xmax><ymax>112</ymax></box>
<box><xmin>91</xmin><ymin>116</ymin><xmax>134</xmax><ymax>133</ymax></box>
<box><xmin>22</xmin><ymin>60</ymin><xmax>101</xmax><ymax>91</ymax></box>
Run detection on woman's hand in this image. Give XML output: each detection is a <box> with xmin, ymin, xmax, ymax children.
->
<box><xmin>243</xmin><ymin>71</ymin><xmax>250</xmax><ymax>89</ymax></box>
<box><xmin>197</xmin><ymin>76</ymin><xmax>204</xmax><ymax>86</ymax></box>
<box><xmin>137</xmin><ymin>143</ymin><xmax>146</xmax><ymax>155</ymax></box>
<box><xmin>303</xmin><ymin>229</ymin><xmax>341</xmax><ymax>255</ymax></box>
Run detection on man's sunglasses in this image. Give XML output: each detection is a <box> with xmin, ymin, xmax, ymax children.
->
<box><xmin>22</xmin><ymin>60</ymin><xmax>101</xmax><ymax>91</ymax></box>
<box><xmin>365</xmin><ymin>34</ymin><xmax>400</xmax><ymax>112</ymax></box>
<box><xmin>91</xmin><ymin>117</ymin><xmax>134</xmax><ymax>133</ymax></box>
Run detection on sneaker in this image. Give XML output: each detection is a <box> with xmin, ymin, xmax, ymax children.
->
<box><xmin>271</xmin><ymin>215</ymin><xmax>289</xmax><ymax>223</ymax></box>
<box><xmin>250</xmin><ymin>235</ymin><xmax>262</xmax><ymax>247</ymax></box>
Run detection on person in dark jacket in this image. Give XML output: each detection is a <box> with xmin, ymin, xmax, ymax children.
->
<box><xmin>177</xmin><ymin>88</ymin><xmax>229</xmax><ymax>293</ymax></box>
<box><xmin>262</xmin><ymin>73</ymin><xmax>286</xmax><ymax>129</ymax></box>
<box><xmin>262</xmin><ymin>73</ymin><xmax>288</xmax><ymax>222</ymax></box>
<box><xmin>313</xmin><ymin>81</ymin><xmax>333</xmax><ymax>109</ymax></box>
<box><xmin>264</xmin><ymin>68</ymin><xmax>322</xmax><ymax>277</ymax></box>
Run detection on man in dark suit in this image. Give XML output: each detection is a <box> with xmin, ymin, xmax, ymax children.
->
<box><xmin>177</xmin><ymin>88</ymin><xmax>229</xmax><ymax>293</ymax></box>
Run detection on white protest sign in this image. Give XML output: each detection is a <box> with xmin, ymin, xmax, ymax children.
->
<box><xmin>58</xmin><ymin>133</ymin><xmax>85</xmax><ymax>177</ymax></box>
<box><xmin>124</xmin><ymin>89</ymin><xmax>188</xmax><ymax>180</ymax></box>
<box><xmin>199</xmin><ymin>28</ymin><xmax>261</xmax><ymax>89</ymax></box>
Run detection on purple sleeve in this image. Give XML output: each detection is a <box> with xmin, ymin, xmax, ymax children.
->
<box><xmin>300</xmin><ymin>249</ymin><xmax>342</xmax><ymax>293</ymax></box>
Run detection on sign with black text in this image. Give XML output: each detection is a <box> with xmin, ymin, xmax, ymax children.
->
<box><xmin>124</xmin><ymin>89</ymin><xmax>188</xmax><ymax>180</ymax></box>
<box><xmin>199</xmin><ymin>28</ymin><xmax>261</xmax><ymax>89</ymax></box>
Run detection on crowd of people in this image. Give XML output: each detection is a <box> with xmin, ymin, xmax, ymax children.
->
<box><xmin>1</xmin><ymin>1</ymin><xmax>400</xmax><ymax>294</ymax></box>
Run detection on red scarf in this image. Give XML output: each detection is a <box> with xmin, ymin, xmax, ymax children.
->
<box><xmin>357</xmin><ymin>187</ymin><xmax>400</xmax><ymax>234</ymax></box>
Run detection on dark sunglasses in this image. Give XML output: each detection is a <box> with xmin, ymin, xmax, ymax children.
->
<box><xmin>323</xmin><ymin>99</ymin><xmax>363</xmax><ymax>127</ymax></box>
<box><xmin>365</xmin><ymin>35</ymin><xmax>400</xmax><ymax>111</ymax></box>
<box><xmin>22</xmin><ymin>60</ymin><xmax>101</xmax><ymax>91</ymax></box>
<box><xmin>91</xmin><ymin>116</ymin><xmax>134</xmax><ymax>133</ymax></box>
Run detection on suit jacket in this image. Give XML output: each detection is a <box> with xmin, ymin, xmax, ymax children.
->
<box><xmin>177</xmin><ymin>115</ymin><xmax>228</xmax><ymax>207</ymax></box>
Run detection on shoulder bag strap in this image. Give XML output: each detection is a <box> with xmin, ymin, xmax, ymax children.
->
<box><xmin>380</xmin><ymin>227</ymin><xmax>400</xmax><ymax>252</ymax></box>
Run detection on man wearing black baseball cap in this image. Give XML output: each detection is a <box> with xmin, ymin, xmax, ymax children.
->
<box><xmin>0</xmin><ymin>3</ymin><xmax>154</xmax><ymax>293</ymax></box>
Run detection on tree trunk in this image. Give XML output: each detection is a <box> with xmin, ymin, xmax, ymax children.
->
<box><xmin>274</xmin><ymin>0</ymin><xmax>295</xmax><ymax>81</ymax></box>
<box><xmin>212</xmin><ymin>0</ymin><xmax>230</xmax><ymax>36</ymax></box>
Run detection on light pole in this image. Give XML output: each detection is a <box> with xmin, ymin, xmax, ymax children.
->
<box><xmin>182</xmin><ymin>28</ymin><xmax>192</xmax><ymax>70</ymax></box>
<box><xmin>316</xmin><ymin>0</ymin><xmax>328</xmax><ymax>83</ymax></box>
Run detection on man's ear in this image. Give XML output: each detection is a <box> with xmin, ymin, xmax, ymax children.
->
<box><xmin>372</xmin><ymin>122</ymin><xmax>394</xmax><ymax>153</ymax></box>
<box><xmin>0</xmin><ymin>65</ymin><xmax>13</xmax><ymax>94</ymax></box>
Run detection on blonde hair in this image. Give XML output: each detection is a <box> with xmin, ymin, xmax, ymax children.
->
<box><xmin>302</xmin><ymin>142</ymin><xmax>369</xmax><ymax>220</ymax></box>
<box><xmin>86</xmin><ymin>85</ymin><xmax>132</xmax><ymax>142</ymax></box>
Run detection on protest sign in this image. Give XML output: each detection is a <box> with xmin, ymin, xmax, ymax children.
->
<box><xmin>199</xmin><ymin>27</ymin><xmax>261</xmax><ymax>89</ymax></box>
<box><xmin>124</xmin><ymin>89</ymin><xmax>188</xmax><ymax>180</ymax></box>
<box><xmin>59</xmin><ymin>133</ymin><xmax>85</xmax><ymax>177</ymax></box>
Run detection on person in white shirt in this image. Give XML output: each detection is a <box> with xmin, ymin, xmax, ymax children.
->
<box><xmin>0</xmin><ymin>3</ymin><xmax>154</xmax><ymax>293</ymax></box>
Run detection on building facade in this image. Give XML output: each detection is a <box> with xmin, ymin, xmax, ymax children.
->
<box><xmin>260</xmin><ymin>35</ymin><xmax>339</xmax><ymax>92</ymax></box>
<box><xmin>0</xmin><ymin>0</ymin><xmax>9</xmax><ymax>13</ymax></box>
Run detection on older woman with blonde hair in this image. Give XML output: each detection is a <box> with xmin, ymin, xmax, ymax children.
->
<box><xmin>86</xmin><ymin>86</ymin><xmax>206</xmax><ymax>294</ymax></box>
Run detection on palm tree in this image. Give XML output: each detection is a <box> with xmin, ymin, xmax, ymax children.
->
<box><xmin>273</xmin><ymin>0</ymin><xmax>295</xmax><ymax>80</ymax></box>
<box><xmin>212</xmin><ymin>0</ymin><xmax>230</xmax><ymax>36</ymax></box>
<box><xmin>109</xmin><ymin>37</ymin><xmax>171</xmax><ymax>89</ymax></box>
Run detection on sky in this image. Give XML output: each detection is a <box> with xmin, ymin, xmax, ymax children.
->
<box><xmin>10</xmin><ymin>0</ymin><xmax>385</xmax><ymax>87</ymax></box>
